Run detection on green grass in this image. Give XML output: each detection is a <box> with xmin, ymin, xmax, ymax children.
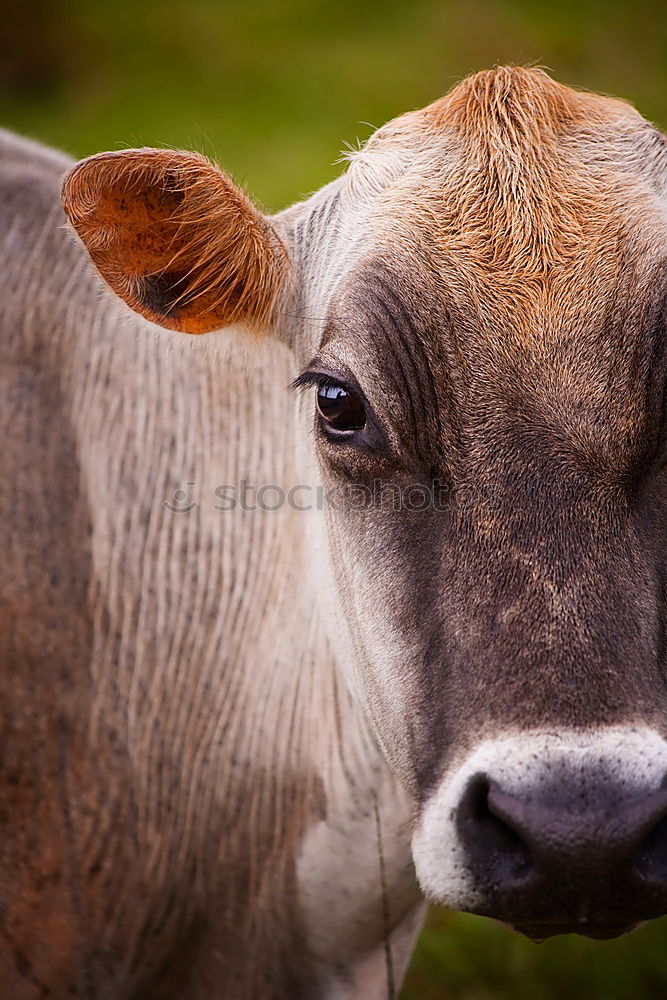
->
<box><xmin>3</xmin><ymin>1</ymin><xmax>667</xmax><ymax>995</ymax></box>
<box><xmin>403</xmin><ymin>910</ymin><xmax>667</xmax><ymax>999</ymax></box>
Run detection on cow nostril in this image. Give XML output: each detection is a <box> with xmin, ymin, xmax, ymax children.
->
<box><xmin>458</xmin><ymin>775</ymin><xmax>533</xmax><ymax>886</ymax></box>
<box><xmin>637</xmin><ymin>812</ymin><xmax>667</xmax><ymax>884</ymax></box>
<box><xmin>446</xmin><ymin>763</ymin><xmax>667</xmax><ymax>934</ymax></box>
<box><xmin>456</xmin><ymin>772</ymin><xmax>667</xmax><ymax>923</ymax></box>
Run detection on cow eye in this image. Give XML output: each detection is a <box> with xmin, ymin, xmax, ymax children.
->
<box><xmin>316</xmin><ymin>381</ymin><xmax>366</xmax><ymax>432</ymax></box>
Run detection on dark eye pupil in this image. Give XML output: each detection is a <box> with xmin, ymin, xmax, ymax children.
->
<box><xmin>316</xmin><ymin>383</ymin><xmax>366</xmax><ymax>431</ymax></box>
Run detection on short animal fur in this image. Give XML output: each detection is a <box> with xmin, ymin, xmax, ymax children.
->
<box><xmin>1</xmin><ymin>66</ymin><xmax>667</xmax><ymax>998</ymax></box>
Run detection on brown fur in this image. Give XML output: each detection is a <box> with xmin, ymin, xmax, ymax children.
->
<box><xmin>61</xmin><ymin>149</ymin><xmax>290</xmax><ymax>334</ymax></box>
<box><xmin>356</xmin><ymin>67</ymin><xmax>661</xmax><ymax>356</ymax></box>
<box><xmin>429</xmin><ymin>66</ymin><xmax>614</xmax><ymax>272</ymax></box>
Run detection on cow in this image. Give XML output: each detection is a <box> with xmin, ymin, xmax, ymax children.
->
<box><xmin>1</xmin><ymin>63</ymin><xmax>667</xmax><ymax>998</ymax></box>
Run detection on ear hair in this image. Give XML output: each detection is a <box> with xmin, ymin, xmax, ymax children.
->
<box><xmin>62</xmin><ymin>148</ymin><xmax>290</xmax><ymax>334</ymax></box>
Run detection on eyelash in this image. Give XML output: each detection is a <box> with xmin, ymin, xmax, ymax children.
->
<box><xmin>291</xmin><ymin>371</ymin><xmax>344</xmax><ymax>394</ymax></box>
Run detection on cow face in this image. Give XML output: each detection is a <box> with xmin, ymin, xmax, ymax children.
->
<box><xmin>286</xmin><ymin>67</ymin><xmax>667</xmax><ymax>937</ymax></box>
<box><xmin>63</xmin><ymin>66</ymin><xmax>667</xmax><ymax>939</ymax></box>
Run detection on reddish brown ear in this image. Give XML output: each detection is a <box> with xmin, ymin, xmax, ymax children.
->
<box><xmin>61</xmin><ymin>148</ymin><xmax>289</xmax><ymax>334</ymax></box>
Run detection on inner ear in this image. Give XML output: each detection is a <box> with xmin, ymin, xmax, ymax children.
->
<box><xmin>61</xmin><ymin>148</ymin><xmax>289</xmax><ymax>334</ymax></box>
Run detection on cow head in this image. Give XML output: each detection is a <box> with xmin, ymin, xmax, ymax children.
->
<box><xmin>63</xmin><ymin>66</ymin><xmax>667</xmax><ymax>940</ymax></box>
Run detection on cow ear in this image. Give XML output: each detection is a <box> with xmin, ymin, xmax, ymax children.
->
<box><xmin>61</xmin><ymin>148</ymin><xmax>290</xmax><ymax>334</ymax></box>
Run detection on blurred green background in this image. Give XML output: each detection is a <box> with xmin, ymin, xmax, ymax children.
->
<box><xmin>3</xmin><ymin>0</ymin><xmax>667</xmax><ymax>212</ymax></box>
<box><xmin>3</xmin><ymin>0</ymin><xmax>667</xmax><ymax>995</ymax></box>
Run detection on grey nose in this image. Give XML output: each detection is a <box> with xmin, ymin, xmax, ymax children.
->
<box><xmin>457</xmin><ymin>774</ymin><xmax>667</xmax><ymax>938</ymax></box>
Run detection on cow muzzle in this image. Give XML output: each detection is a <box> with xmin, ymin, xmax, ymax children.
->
<box><xmin>458</xmin><ymin>772</ymin><xmax>667</xmax><ymax>938</ymax></box>
<box><xmin>412</xmin><ymin>728</ymin><xmax>667</xmax><ymax>938</ymax></box>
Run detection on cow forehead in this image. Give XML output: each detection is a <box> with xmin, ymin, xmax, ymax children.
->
<box><xmin>328</xmin><ymin>67</ymin><xmax>667</xmax><ymax>464</ymax></box>
<box><xmin>341</xmin><ymin>66</ymin><xmax>667</xmax><ymax>341</ymax></box>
